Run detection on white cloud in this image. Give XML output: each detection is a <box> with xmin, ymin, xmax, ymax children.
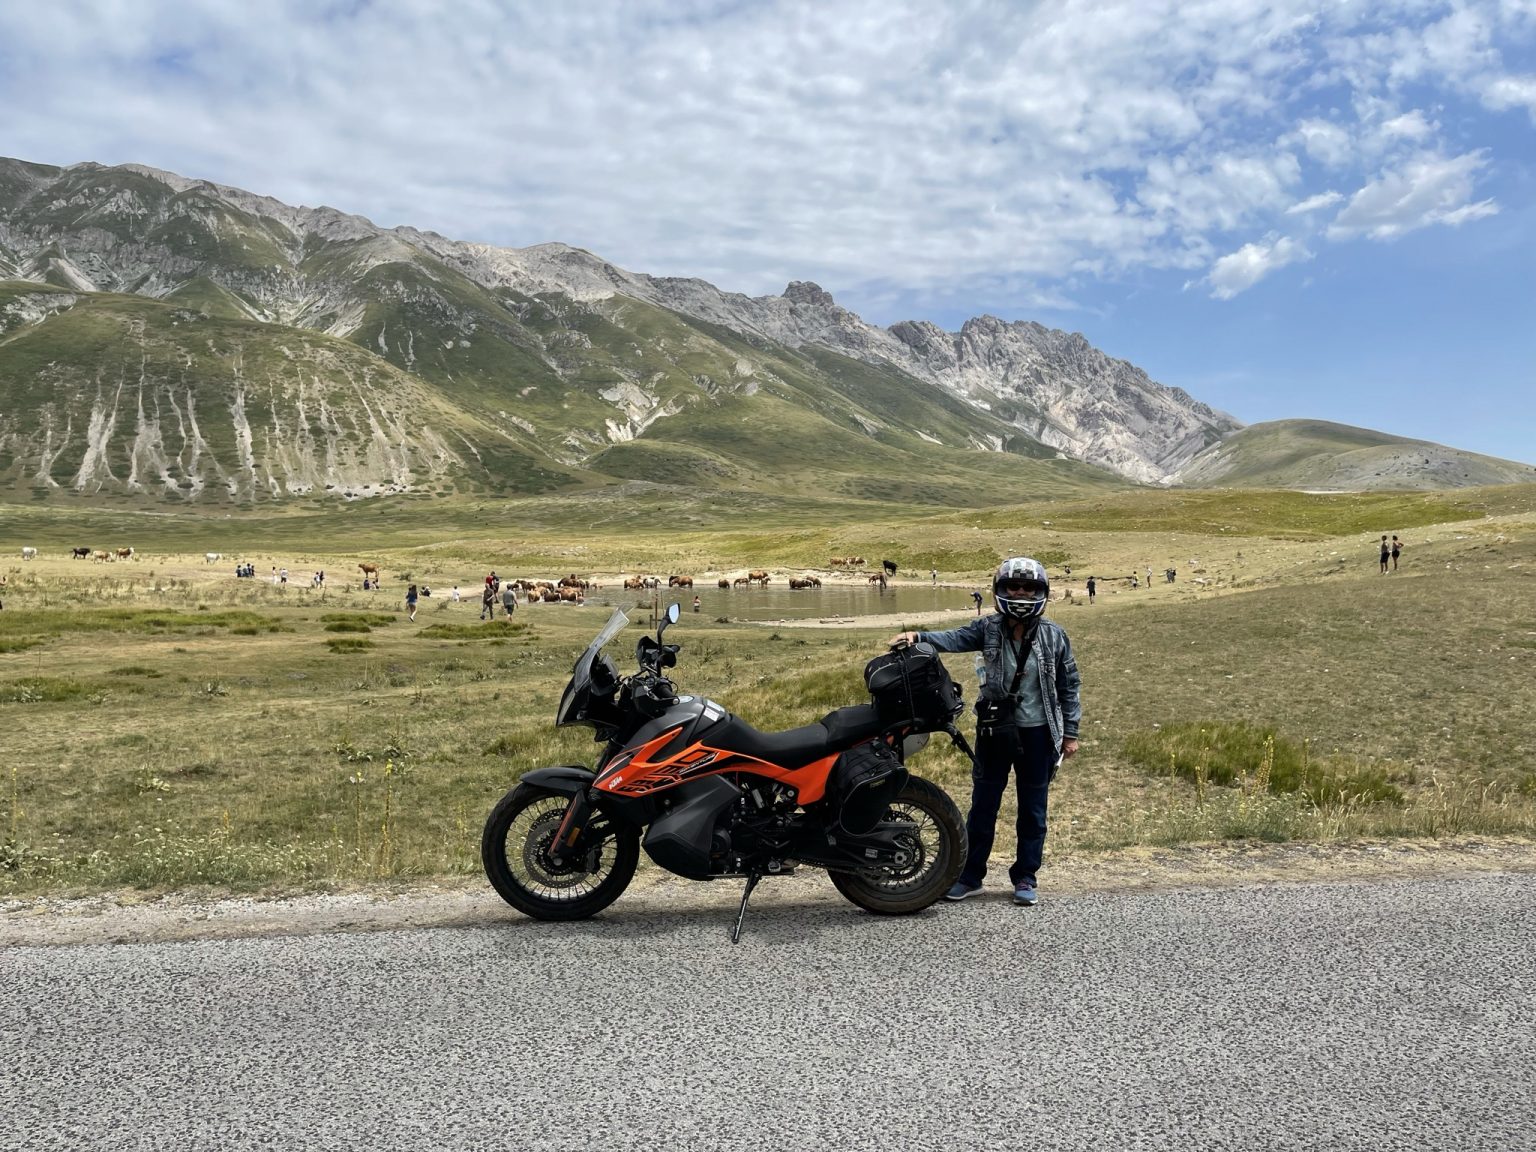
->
<box><xmin>0</xmin><ymin>0</ymin><xmax>1522</xmax><ymax>311</ymax></box>
<box><xmin>1287</xmin><ymin>119</ymin><xmax>1354</xmax><ymax>167</ymax></box>
<box><xmin>1328</xmin><ymin>151</ymin><xmax>1500</xmax><ymax>240</ymax></box>
<box><xmin>1483</xmin><ymin>73</ymin><xmax>1536</xmax><ymax>117</ymax></box>
<box><xmin>1287</xmin><ymin>191</ymin><xmax>1344</xmax><ymax>215</ymax></box>
<box><xmin>1207</xmin><ymin>235</ymin><xmax>1311</xmax><ymax>299</ymax></box>
<box><xmin>1381</xmin><ymin>110</ymin><xmax>1436</xmax><ymax>140</ymax></box>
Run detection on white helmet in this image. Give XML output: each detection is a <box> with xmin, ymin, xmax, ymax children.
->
<box><xmin>993</xmin><ymin>557</ymin><xmax>1049</xmax><ymax>621</ymax></box>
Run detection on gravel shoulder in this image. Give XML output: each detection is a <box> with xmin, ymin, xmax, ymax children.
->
<box><xmin>6</xmin><ymin>836</ymin><xmax>1534</xmax><ymax>948</ymax></box>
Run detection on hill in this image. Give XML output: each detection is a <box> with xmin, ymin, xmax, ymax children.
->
<box><xmin>1171</xmin><ymin>420</ymin><xmax>1536</xmax><ymax>491</ymax></box>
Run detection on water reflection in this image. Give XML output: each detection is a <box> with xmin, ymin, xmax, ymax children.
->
<box><xmin>575</xmin><ymin>584</ymin><xmax>981</xmax><ymax>622</ymax></box>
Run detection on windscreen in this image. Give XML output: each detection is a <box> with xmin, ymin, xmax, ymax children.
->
<box><xmin>555</xmin><ymin>608</ymin><xmax>630</xmax><ymax>727</ymax></box>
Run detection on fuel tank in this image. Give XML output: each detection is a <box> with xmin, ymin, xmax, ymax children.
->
<box><xmin>595</xmin><ymin>695</ymin><xmax>735</xmax><ymax>797</ymax></box>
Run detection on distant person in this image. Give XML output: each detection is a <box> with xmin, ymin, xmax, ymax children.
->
<box><xmin>1145</xmin><ymin>566</ymin><xmax>1152</xmax><ymax>588</ymax></box>
<box><xmin>971</xmin><ymin>589</ymin><xmax>984</xmax><ymax>615</ymax></box>
<box><xmin>889</xmin><ymin>557</ymin><xmax>1081</xmax><ymax>908</ymax></box>
<box><xmin>692</xmin><ymin>595</ymin><xmax>701</xmax><ymax>612</ymax></box>
<box><xmin>480</xmin><ymin>583</ymin><xmax>496</xmax><ymax>620</ymax></box>
<box><xmin>1379</xmin><ymin>535</ymin><xmax>1390</xmax><ymax>574</ymax></box>
<box><xmin>1130</xmin><ymin>573</ymin><xmax>1138</xmax><ymax>589</ymax></box>
<box><xmin>451</xmin><ymin>585</ymin><xmax>461</xmax><ymax>603</ymax></box>
<box><xmin>405</xmin><ymin>583</ymin><xmax>419</xmax><ymax>621</ymax></box>
<box><xmin>280</xmin><ymin>568</ymin><xmax>288</xmax><ymax>586</ymax></box>
<box><xmin>1086</xmin><ymin>576</ymin><xmax>1096</xmax><ymax>604</ymax></box>
<box><xmin>1391</xmin><ymin>535</ymin><xmax>1403</xmax><ymax>571</ymax></box>
<box><xmin>931</xmin><ymin>568</ymin><xmax>938</xmax><ymax>585</ymax></box>
<box><xmin>501</xmin><ymin>582</ymin><xmax>518</xmax><ymax>617</ymax></box>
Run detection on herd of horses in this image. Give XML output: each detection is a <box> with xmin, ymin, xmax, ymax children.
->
<box><xmin>18</xmin><ymin>547</ymin><xmax>887</xmax><ymax>595</ymax></box>
<box><xmin>36</xmin><ymin>546</ymin><xmax>136</xmax><ymax>561</ymax></box>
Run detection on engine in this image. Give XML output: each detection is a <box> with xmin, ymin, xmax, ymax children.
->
<box><xmin>642</xmin><ymin>776</ymin><xmax>799</xmax><ymax>879</ymax></box>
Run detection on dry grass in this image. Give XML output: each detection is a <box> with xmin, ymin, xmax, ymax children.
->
<box><xmin>1</xmin><ymin>493</ymin><xmax>1533</xmax><ymax>895</ymax></box>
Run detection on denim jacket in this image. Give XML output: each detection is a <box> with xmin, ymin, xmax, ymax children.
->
<box><xmin>917</xmin><ymin>613</ymin><xmax>1082</xmax><ymax>753</ymax></box>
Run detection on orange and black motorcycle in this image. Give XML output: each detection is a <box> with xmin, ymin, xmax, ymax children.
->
<box><xmin>482</xmin><ymin>603</ymin><xmax>972</xmax><ymax>941</ymax></box>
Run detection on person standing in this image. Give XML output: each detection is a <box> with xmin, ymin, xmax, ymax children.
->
<box><xmin>405</xmin><ymin>583</ymin><xmax>419</xmax><ymax>621</ymax></box>
<box><xmin>451</xmin><ymin>585</ymin><xmax>461</xmax><ymax>603</ymax></box>
<box><xmin>890</xmin><ymin>557</ymin><xmax>1081</xmax><ymax>907</ymax></box>
<box><xmin>971</xmin><ymin>589</ymin><xmax>984</xmax><ymax>615</ymax></box>
<box><xmin>692</xmin><ymin>594</ymin><xmax>701</xmax><ymax>612</ymax></box>
<box><xmin>1379</xmin><ymin>535</ymin><xmax>1390</xmax><ymax>574</ymax></box>
<box><xmin>501</xmin><ymin>581</ymin><xmax>518</xmax><ymax>618</ymax></box>
<box><xmin>1391</xmin><ymin>535</ymin><xmax>1403</xmax><ymax>571</ymax></box>
<box><xmin>1086</xmin><ymin>576</ymin><xmax>1096</xmax><ymax>604</ymax></box>
<box><xmin>931</xmin><ymin>568</ymin><xmax>938</xmax><ymax>585</ymax></box>
<box><xmin>480</xmin><ymin>583</ymin><xmax>495</xmax><ymax>620</ymax></box>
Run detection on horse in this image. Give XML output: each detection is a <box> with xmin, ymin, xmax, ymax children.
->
<box><xmin>358</xmin><ymin>562</ymin><xmax>380</xmax><ymax>579</ymax></box>
<box><xmin>717</xmin><ymin>578</ymin><xmax>730</xmax><ymax>588</ymax></box>
<box><xmin>668</xmin><ymin>575</ymin><xmax>693</xmax><ymax>588</ymax></box>
<box><xmin>748</xmin><ymin>569</ymin><xmax>769</xmax><ymax>584</ymax></box>
<box><xmin>116</xmin><ymin>547</ymin><xmax>134</xmax><ymax>560</ymax></box>
<box><xmin>72</xmin><ymin>547</ymin><xmax>91</xmax><ymax>559</ymax></box>
<box><xmin>204</xmin><ymin>552</ymin><xmax>221</xmax><ymax>563</ymax></box>
<box><xmin>20</xmin><ymin>547</ymin><xmax>36</xmax><ymax>560</ymax></box>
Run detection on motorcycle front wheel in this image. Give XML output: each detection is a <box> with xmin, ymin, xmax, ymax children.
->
<box><xmin>828</xmin><ymin>775</ymin><xmax>965</xmax><ymax>915</ymax></box>
<box><xmin>481</xmin><ymin>782</ymin><xmax>639</xmax><ymax>921</ymax></box>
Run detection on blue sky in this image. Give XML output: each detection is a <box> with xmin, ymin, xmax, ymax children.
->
<box><xmin>2</xmin><ymin>0</ymin><xmax>1533</xmax><ymax>463</ymax></box>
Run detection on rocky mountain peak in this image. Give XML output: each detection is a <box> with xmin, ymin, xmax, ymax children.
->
<box><xmin>783</xmin><ymin>280</ymin><xmax>836</xmax><ymax>308</ymax></box>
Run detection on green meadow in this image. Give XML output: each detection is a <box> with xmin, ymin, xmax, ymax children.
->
<box><xmin>2</xmin><ymin>483</ymin><xmax>1534</xmax><ymax>896</ymax></box>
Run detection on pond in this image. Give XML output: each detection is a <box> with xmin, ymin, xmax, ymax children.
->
<box><xmin>571</xmin><ymin>582</ymin><xmax>985</xmax><ymax>623</ymax></box>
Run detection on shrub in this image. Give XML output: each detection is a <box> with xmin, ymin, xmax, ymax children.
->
<box><xmin>1123</xmin><ymin>721</ymin><xmax>1403</xmax><ymax>807</ymax></box>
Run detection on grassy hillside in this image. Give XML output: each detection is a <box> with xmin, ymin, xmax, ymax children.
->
<box><xmin>1176</xmin><ymin>419</ymin><xmax>1536</xmax><ymax>490</ymax></box>
<box><xmin>1</xmin><ymin>480</ymin><xmax>1533</xmax><ymax>895</ymax></box>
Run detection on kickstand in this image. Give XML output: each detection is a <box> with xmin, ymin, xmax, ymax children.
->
<box><xmin>730</xmin><ymin>872</ymin><xmax>762</xmax><ymax>944</ymax></box>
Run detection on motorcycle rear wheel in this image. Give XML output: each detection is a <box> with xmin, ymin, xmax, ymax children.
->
<box><xmin>482</xmin><ymin>783</ymin><xmax>639</xmax><ymax>921</ymax></box>
<box><xmin>828</xmin><ymin>775</ymin><xmax>965</xmax><ymax>915</ymax></box>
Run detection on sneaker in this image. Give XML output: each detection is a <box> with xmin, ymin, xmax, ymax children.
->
<box><xmin>943</xmin><ymin>881</ymin><xmax>983</xmax><ymax>901</ymax></box>
<box><xmin>1013</xmin><ymin>880</ymin><xmax>1039</xmax><ymax>907</ymax></box>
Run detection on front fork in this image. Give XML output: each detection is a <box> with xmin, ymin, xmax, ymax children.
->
<box><xmin>547</xmin><ymin>789</ymin><xmax>596</xmax><ymax>868</ymax></box>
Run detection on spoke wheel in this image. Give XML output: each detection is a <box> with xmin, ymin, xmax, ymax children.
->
<box><xmin>482</xmin><ymin>783</ymin><xmax>638</xmax><ymax>921</ymax></box>
<box><xmin>828</xmin><ymin>775</ymin><xmax>965</xmax><ymax>916</ymax></box>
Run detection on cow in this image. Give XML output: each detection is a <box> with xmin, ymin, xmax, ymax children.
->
<box><xmin>717</xmin><ymin>578</ymin><xmax>730</xmax><ymax>588</ymax></box>
<box><xmin>668</xmin><ymin>575</ymin><xmax>693</xmax><ymax>588</ymax></box>
<box><xmin>205</xmin><ymin>552</ymin><xmax>221</xmax><ymax>563</ymax></box>
<box><xmin>20</xmin><ymin>547</ymin><xmax>36</xmax><ymax>560</ymax></box>
<box><xmin>72</xmin><ymin>547</ymin><xmax>91</xmax><ymax>559</ymax></box>
<box><xmin>116</xmin><ymin>547</ymin><xmax>134</xmax><ymax>560</ymax></box>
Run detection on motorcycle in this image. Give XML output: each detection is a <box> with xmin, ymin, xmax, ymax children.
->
<box><xmin>481</xmin><ymin>603</ymin><xmax>974</xmax><ymax>941</ymax></box>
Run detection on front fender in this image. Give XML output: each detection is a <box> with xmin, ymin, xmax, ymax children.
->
<box><xmin>519</xmin><ymin>765</ymin><xmax>597</xmax><ymax>796</ymax></box>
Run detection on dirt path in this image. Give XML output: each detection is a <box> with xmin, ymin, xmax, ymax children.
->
<box><xmin>6</xmin><ymin>837</ymin><xmax>1533</xmax><ymax>947</ymax></box>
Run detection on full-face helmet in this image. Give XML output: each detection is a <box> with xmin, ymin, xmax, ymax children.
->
<box><xmin>993</xmin><ymin>556</ymin><xmax>1050</xmax><ymax>621</ymax></box>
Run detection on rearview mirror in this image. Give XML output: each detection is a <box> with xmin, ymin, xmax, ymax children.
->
<box><xmin>657</xmin><ymin>600</ymin><xmax>681</xmax><ymax>642</ymax></box>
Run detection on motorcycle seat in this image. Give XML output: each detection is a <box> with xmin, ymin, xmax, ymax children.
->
<box><xmin>710</xmin><ymin>704</ymin><xmax>887</xmax><ymax>768</ymax></box>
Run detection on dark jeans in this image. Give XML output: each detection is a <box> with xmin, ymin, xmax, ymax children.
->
<box><xmin>959</xmin><ymin>724</ymin><xmax>1055</xmax><ymax>888</ymax></box>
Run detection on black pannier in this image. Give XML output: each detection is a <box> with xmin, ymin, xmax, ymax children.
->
<box><xmin>863</xmin><ymin>641</ymin><xmax>963</xmax><ymax>730</ymax></box>
<box><xmin>827</xmin><ymin>739</ymin><xmax>909</xmax><ymax>835</ymax></box>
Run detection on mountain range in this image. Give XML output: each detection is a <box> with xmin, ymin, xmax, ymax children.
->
<box><xmin>2</xmin><ymin>157</ymin><xmax>1529</xmax><ymax>507</ymax></box>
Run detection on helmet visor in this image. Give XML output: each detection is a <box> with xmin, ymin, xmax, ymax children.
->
<box><xmin>999</xmin><ymin>579</ymin><xmax>1048</xmax><ymax>598</ymax></box>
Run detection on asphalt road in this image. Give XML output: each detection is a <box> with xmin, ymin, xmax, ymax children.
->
<box><xmin>4</xmin><ymin>873</ymin><xmax>1534</xmax><ymax>1152</ymax></box>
